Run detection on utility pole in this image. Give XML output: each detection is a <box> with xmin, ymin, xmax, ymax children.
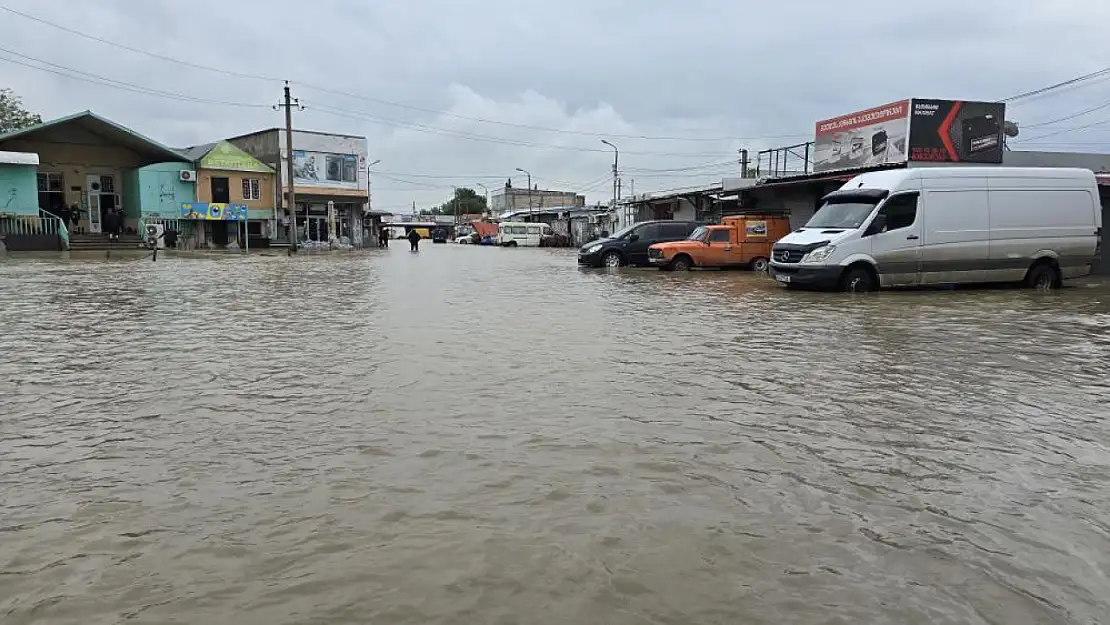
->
<box><xmin>453</xmin><ymin>186</ymin><xmax>459</xmax><ymax>228</ymax></box>
<box><xmin>739</xmin><ymin>149</ymin><xmax>750</xmax><ymax>177</ymax></box>
<box><xmin>601</xmin><ymin>140</ymin><xmax>618</xmax><ymax>211</ymax></box>
<box><xmin>630</xmin><ymin>178</ymin><xmax>634</xmax><ymax>198</ymax></box>
<box><xmin>275</xmin><ymin>81</ymin><xmax>303</xmax><ymax>253</ymax></box>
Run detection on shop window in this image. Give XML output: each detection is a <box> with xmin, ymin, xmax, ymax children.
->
<box><xmin>342</xmin><ymin>157</ymin><xmax>357</xmax><ymax>182</ymax></box>
<box><xmin>326</xmin><ymin>155</ymin><xmax>343</xmax><ymax>182</ymax></box>
<box><xmin>37</xmin><ymin>172</ymin><xmax>65</xmax><ymax>212</ymax></box>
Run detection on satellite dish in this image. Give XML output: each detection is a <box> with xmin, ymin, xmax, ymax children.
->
<box><xmin>1003</xmin><ymin>121</ymin><xmax>1020</xmax><ymax>137</ymax></box>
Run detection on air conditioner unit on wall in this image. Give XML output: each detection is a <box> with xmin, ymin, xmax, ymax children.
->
<box><xmin>179</xmin><ymin>170</ymin><xmax>197</xmax><ymax>182</ymax></box>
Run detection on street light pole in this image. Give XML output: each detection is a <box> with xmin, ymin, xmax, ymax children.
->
<box><xmin>476</xmin><ymin>182</ymin><xmax>489</xmax><ymax>216</ymax></box>
<box><xmin>601</xmin><ymin>140</ymin><xmax>618</xmax><ymax>214</ymax></box>
<box><xmin>515</xmin><ymin>167</ymin><xmax>532</xmax><ymax>219</ymax></box>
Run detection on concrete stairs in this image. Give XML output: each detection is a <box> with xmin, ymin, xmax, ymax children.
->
<box><xmin>69</xmin><ymin>233</ymin><xmax>145</xmax><ymax>252</ymax></box>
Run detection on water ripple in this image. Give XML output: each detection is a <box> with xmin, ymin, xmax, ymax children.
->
<box><xmin>0</xmin><ymin>248</ymin><xmax>1108</xmax><ymax>624</ymax></box>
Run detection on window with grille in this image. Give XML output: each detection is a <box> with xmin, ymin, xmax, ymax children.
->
<box><xmin>242</xmin><ymin>178</ymin><xmax>261</xmax><ymax>201</ymax></box>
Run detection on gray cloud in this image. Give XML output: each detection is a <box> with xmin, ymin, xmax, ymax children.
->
<box><xmin>2</xmin><ymin>0</ymin><xmax>1108</xmax><ymax>212</ymax></box>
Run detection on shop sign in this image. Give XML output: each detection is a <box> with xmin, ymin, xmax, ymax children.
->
<box><xmin>179</xmin><ymin>202</ymin><xmax>249</xmax><ymax>220</ymax></box>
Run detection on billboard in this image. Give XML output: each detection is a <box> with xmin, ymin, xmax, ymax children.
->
<box><xmin>907</xmin><ymin>99</ymin><xmax>1005</xmax><ymax>164</ymax></box>
<box><xmin>292</xmin><ymin>150</ymin><xmax>360</xmax><ymax>188</ymax></box>
<box><xmin>813</xmin><ymin>100</ymin><xmax>910</xmax><ymax>173</ymax></box>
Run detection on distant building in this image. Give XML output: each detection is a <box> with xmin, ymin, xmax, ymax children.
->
<box><xmin>491</xmin><ymin>182</ymin><xmax>585</xmax><ymax>213</ymax></box>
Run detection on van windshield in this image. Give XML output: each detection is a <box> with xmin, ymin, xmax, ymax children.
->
<box><xmin>804</xmin><ymin>200</ymin><xmax>880</xmax><ymax>229</ymax></box>
<box><xmin>688</xmin><ymin>226</ymin><xmax>710</xmax><ymax>242</ymax></box>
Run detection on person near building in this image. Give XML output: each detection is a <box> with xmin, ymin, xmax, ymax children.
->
<box><xmin>407</xmin><ymin>227</ymin><xmax>421</xmax><ymax>252</ymax></box>
<box><xmin>102</xmin><ymin>209</ymin><xmax>118</xmax><ymax>241</ymax></box>
<box><xmin>378</xmin><ymin>226</ymin><xmax>389</xmax><ymax>248</ymax></box>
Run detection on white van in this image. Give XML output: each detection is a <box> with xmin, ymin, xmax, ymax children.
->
<box><xmin>769</xmin><ymin>167</ymin><xmax>1102</xmax><ymax>291</ymax></box>
<box><xmin>498</xmin><ymin>221</ymin><xmax>553</xmax><ymax>247</ymax></box>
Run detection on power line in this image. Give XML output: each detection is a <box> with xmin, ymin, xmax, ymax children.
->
<box><xmin>0</xmin><ymin>4</ymin><xmax>281</xmax><ymax>82</ymax></box>
<box><xmin>1003</xmin><ymin>67</ymin><xmax>1110</xmax><ymax>103</ymax></box>
<box><xmin>0</xmin><ymin>3</ymin><xmax>808</xmax><ymax>144</ymax></box>
<box><xmin>1020</xmin><ymin>101</ymin><xmax>1110</xmax><ymax>129</ymax></box>
<box><xmin>0</xmin><ymin>47</ymin><xmax>267</xmax><ymax>108</ymax></box>
<box><xmin>305</xmin><ymin>103</ymin><xmax>741</xmax><ymax>157</ymax></box>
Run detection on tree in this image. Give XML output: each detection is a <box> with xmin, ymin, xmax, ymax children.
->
<box><xmin>0</xmin><ymin>88</ymin><xmax>42</xmax><ymax>134</ymax></box>
<box><xmin>438</xmin><ymin>187</ymin><xmax>488</xmax><ymax>216</ymax></box>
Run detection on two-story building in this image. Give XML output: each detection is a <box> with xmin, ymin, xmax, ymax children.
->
<box><xmin>176</xmin><ymin>141</ymin><xmax>277</xmax><ymax>248</ymax></box>
<box><xmin>226</xmin><ymin>128</ymin><xmax>371</xmax><ymax>246</ymax></box>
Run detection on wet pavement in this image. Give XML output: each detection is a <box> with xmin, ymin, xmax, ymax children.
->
<box><xmin>1</xmin><ymin>245</ymin><xmax>1109</xmax><ymax>625</ymax></box>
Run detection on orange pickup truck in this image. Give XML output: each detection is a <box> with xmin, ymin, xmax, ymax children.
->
<box><xmin>647</xmin><ymin>214</ymin><xmax>791</xmax><ymax>271</ymax></box>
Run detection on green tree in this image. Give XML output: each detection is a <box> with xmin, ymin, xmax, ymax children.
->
<box><xmin>0</xmin><ymin>88</ymin><xmax>42</xmax><ymax>134</ymax></box>
<box><xmin>438</xmin><ymin>187</ymin><xmax>488</xmax><ymax>216</ymax></box>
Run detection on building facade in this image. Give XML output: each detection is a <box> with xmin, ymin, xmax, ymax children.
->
<box><xmin>227</xmin><ymin>128</ymin><xmax>370</xmax><ymax>246</ymax></box>
<box><xmin>174</xmin><ymin>141</ymin><xmax>277</xmax><ymax>248</ymax></box>
<box><xmin>0</xmin><ymin>111</ymin><xmax>190</xmax><ymax>249</ymax></box>
<box><xmin>0</xmin><ymin>151</ymin><xmax>39</xmax><ymax>215</ymax></box>
<box><xmin>490</xmin><ymin>183</ymin><xmax>585</xmax><ymax>213</ymax></box>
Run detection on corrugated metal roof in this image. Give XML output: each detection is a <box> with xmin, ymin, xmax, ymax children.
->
<box><xmin>177</xmin><ymin>142</ymin><xmax>218</xmax><ymax>162</ymax></box>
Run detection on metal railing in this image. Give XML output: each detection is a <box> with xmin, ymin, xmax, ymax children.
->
<box><xmin>39</xmin><ymin>209</ymin><xmax>70</xmax><ymax>249</ymax></box>
<box><xmin>0</xmin><ymin>213</ymin><xmax>69</xmax><ymax>249</ymax></box>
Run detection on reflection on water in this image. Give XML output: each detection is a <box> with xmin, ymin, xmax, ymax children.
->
<box><xmin>1</xmin><ymin>247</ymin><xmax>1109</xmax><ymax>625</ymax></box>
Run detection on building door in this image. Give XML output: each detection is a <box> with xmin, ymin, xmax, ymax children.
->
<box><xmin>85</xmin><ymin>175</ymin><xmax>103</xmax><ymax>233</ymax></box>
<box><xmin>211</xmin><ymin>177</ymin><xmax>230</xmax><ymax>204</ymax></box>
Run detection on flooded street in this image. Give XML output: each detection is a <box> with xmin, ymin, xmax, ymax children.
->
<box><xmin>2</xmin><ymin>245</ymin><xmax>1109</xmax><ymax>625</ymax></box>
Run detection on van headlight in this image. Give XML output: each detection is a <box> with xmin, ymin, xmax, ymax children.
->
<box><xmin>802</xmin><ymin>245</ymin><xmax>836</xmax><ymax>263</ymax></box>
<box><xmin>585</xmin><ymin>244</ymin><xmax>602</xmax><ymax>254</ymax></box>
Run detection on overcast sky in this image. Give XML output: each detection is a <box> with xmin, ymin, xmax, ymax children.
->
<box><xmin>2</xmin><ymin>0</ymin><xmax>1109</xmax><ymax>213</ymax></box>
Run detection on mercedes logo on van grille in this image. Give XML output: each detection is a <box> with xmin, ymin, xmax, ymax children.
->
<box><xmin>776</xmin><ymin>250</ymin><xmax>791</xmax><ymax>262</ymax></box>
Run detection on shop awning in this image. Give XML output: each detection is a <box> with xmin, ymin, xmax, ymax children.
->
<box><xmin>0</xmin><ymin>150</ymin><xmax>38</xmax><ymax>165</ymax></box>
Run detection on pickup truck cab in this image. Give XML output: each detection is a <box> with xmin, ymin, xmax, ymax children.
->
<box><xmin>648</xmin><ymin>214</ymin><xmax>791</xmax><ymax>271</ymax></box>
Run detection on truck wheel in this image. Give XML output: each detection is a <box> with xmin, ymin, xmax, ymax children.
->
<box><xmin>750</xmin><ymin>257</ymin><xmax>769</xmax><ymax>273</ymax></box>
<box><xmin>602</xmin><ymin>251</ymin><xmax>623</xmax><ymax>267</ymax></box>
<box><xmin>1025</xmin><ymin>262</ymin><xmax>1060</xmax><ymax>290</ymax></box>
<box><xmin>841</xmin><ymin>266</ymin><xmax>875</xmax><ymax>293</ymax></box>
<box><xmin>671</xmin><ymin>255</ymin><xmax>693</xmax><ymax>271</ymax></box>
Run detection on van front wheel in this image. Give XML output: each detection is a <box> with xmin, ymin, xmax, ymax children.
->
<box><xmin>841</xmin><ymin>267</ymin><xmax>875</xmax><ymax>293</ymax></box>
<box><xmin>750</xmin><ymin>257</ymin><xmax>769</xmax><ymax>273</ymax></box>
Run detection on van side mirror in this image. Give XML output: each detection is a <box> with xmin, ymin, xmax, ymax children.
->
<box><xmin>628</xmin><ymin>233</ymin><xmax>639</xmax><ymax>242</ymax></box>
<box><xmin>865</xmin><ymin>214</ymin><xmax>887</xmax><ymax>236</ymax></box>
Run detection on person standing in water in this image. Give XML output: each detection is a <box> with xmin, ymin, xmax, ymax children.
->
<box><xmin>407</xmin><ymin>228</ymin><xmax>421</xmax><ymax>252</ymax></box>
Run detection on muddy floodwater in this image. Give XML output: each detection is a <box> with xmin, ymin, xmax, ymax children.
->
<box><xmin>2</xmin><ymin>246</ymin><xmax>1109</xmax><ymax>625</ymax></box>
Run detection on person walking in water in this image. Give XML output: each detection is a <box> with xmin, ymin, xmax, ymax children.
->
<box><xmin>407</xmin><ymin>228</ymin><xmax>421</xmax><ymax>252</ymax></box>
<box><xmin>378</xmin><ymin>225</ymin><xmax>389</xmax><ymax>248</ymax></box>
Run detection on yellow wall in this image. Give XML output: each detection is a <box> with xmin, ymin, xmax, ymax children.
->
<box><xmin>197</xmin><ymin>168</ymin><xmax>276</xmax><ymax>209</ymax></box>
